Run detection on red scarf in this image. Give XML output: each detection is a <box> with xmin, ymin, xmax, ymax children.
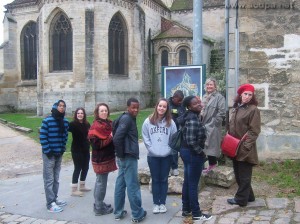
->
<box><xmin>88</xmin><ymin>119</ymin><xmax>112</xmax><ymax>140</ymax></box>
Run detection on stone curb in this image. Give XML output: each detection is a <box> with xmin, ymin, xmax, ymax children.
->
<box><xmin>0</xmin><ymin>118</ymin><xmax>33</xmax><ymax>133</ymax></box>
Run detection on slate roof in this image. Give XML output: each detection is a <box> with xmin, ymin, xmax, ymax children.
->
<box><xmin>5</xmin><ymin>0</ymin><xmax>37</xmax><ymax>9</ymax></box>
<box><xmin>170</xmin><ymin>0</ymin><xmax>193</xmax><ymax>11</ymax></box>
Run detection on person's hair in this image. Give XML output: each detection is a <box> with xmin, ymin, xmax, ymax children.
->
<box><xmin>182</xmin><ymin>95</ymin><xmax>197</xmax><ymax>109</ymax></box>
<box><xmin>149</xmin><ymin>98</ymin><xmax>172</xmax><ymax>126</ymax></box>
<box><xmin>94</xmin><ymin>103</ymin><xmax>110</xmax><ymax>120</ymax></box>
<box><xmin>205</xmin><ymin>77</ymin><xmax>218</xmax><ymax>91</ymax></box>
<box><xmin>127</xmin><ymin>97</ymin><xmax>139</xmax><ymax>106</ymax></box>
<box><xmin>233</xmin><ymin>94</ymin><xmax>258</xmax><ymax>107</ymax></box>
<box><xmin>73</xmin><ymin>107</ymin><xmax>88</xmax><ymax>124</ymax></box>
<box><xmin>173</xmin><ymin>90</ymin><xmax>184</xmax><ymax>99</ymax></box>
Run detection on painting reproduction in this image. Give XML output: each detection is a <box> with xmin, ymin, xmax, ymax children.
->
<box><xmin>162</xmin><ymin>65</ymin><xmax>205</xmax><ymax>99</ymax></box>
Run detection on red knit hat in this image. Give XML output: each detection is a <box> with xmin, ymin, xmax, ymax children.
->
<box><xmin>237</xmin><ymin>84</ymin><xmax>255</xmax><ymax>95</ymax></box>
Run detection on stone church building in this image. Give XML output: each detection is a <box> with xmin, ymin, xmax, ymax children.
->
<box><xmin>0</xmin><ymin>0</ymin><xmax>299</xmax><ymax>156</ymax></box>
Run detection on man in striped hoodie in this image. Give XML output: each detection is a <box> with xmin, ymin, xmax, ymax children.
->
<box><xmin>40</xmin><ymin>100</ymin><xmax>69</xmax><ymax>213</ymax></box>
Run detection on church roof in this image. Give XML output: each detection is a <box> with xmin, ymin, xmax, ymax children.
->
<box><xmin>5</xmin><ymin>0</ymin><xmax>37</xmax><ymax>9</ymax></box>
<box><xmin>153</xmin><ymin>17</ymin><xmax>193</xmax><ymax>40</ymax></box>
<box><xmin>152</xmin><ymin>0</ymin><xmax>169</xmax><ymax>10</ymax></box>
<box><xmin>170</xmin><ymin>0</ymin><xmax>193</xmax><ymax>11</ymax></box>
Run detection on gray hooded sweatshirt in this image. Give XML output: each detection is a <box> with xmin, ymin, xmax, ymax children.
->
<box><xmin>142</xmin><ymin>117</ymin><xmax>177</xmax><ymax>157</ymax></box>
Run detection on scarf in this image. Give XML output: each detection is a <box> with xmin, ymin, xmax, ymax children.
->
<box><xmin>201</xmin><ymin>90</ymin><xmax>216</xmax><ymax>116</ymax></box>
<box><xmin>51</xmin><ymin>108</ymin><xmax>65</xmax><ymax>134</ymax></box>
<box><xmin>88</xmin><ymin>119</ymin><xmax>112</xmax><ymax>140</ymax></box>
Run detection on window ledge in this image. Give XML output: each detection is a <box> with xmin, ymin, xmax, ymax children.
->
<box><xmin>17</xmin><ymin>80</ymin><xmax>37</xmax><ymax>87</ymax></box>
<box><xmin>109</xmin><ymin>74</ymin><xmax>129</xmax><ymax>79</ymax></box>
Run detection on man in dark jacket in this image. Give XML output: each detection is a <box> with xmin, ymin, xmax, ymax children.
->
<box><xmin>113</xmin><ymin>98</ymin><xmax>147</xmax><ymax>223</ymax></box>
<box><xmin>168</xmin><ymin>90</ymin><xmax>185</xmax><ymax>176</ymax></box>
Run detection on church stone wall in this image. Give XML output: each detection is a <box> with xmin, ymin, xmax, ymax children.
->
<box><xmin>228</xmin><ymin>0</ymin><xmax>300</xmax><ymax>157</ymax></box>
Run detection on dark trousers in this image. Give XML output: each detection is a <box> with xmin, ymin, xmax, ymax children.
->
<box><xmin>72</xmin><ymin>151</ymin><xmax>90</xmax><ymax>184</ymax></box>
<box><xmin>233</xmin><ymin>159</ymin><xmax>255</xmax><ymax>206</ymax></box>
<box><xmin>207</xmin><ymin>156</ymin><xmax>217</xmax><ymax>166</ymax></box>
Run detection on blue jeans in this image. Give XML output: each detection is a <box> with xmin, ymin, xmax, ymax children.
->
<box><xmin>42</xmin><ymin>153</ymin><xmax>62</xmax><ymax>208</ymax></box>
<box><xmin>147</xmin><ymin>155</ymin><xmax>172</xmax><ymax>205</ymax></box>
<box><xmin>114</xmin><ymin>156</ymin><xmax>145</xmax><ymax>219</ymax></box>
<box><xmin>180</xmin><ymin>148</ymin><xmax>205</xmax><ymax>216</ymax></box>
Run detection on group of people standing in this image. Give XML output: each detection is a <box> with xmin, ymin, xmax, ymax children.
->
<box><xmin>39</xmin><ymin>79</ymin><xmax>261</xmax><ymax>222</ymax></box>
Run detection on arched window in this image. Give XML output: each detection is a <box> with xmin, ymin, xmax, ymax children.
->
<box><xmin>109</xmin><ymin>13</ymin><xmax>128</xmax><ymax>75</ymax></box>
<box><xmin>50</xmin><ymin>13</ymin><xmax>72</xmax><ymax>71</ymax></box>
<box><xmin>161</xmin><ymin>49</ymin><xmax>168</xmax><ymax>66</ymax></box>
<box><xmin>179</xmin><ymin>49</ymin><xmax>187</xmax><ymax>65</ymax></box>
<box><xmin>21</xmin><ymin>22</ymin><xmax>37</xmax><ymax>80</ymax></box>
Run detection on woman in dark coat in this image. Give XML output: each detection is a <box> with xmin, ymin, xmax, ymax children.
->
<box><xmin>227</xmin><ymin>84</ymin><xmax>261</xmax><ymax>207</ymax></box>
<box><xmin>68</xmin><ymin>107</ymin><xmax>91</xmax><ymax>197</ymax></box>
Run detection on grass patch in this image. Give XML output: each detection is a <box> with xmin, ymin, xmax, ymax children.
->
<box><xmin>0</xmin><ymin>109</ymin><xmax>152</xmax><ymax>161</ymax></box>
<box><xmin>253</xmin><ymin>159</ymin><xmax>300</xmax><ymax>197</ymax></box>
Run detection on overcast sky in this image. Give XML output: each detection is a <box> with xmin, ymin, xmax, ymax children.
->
<box><xmin>0</xmin><ymin>0</ymin><xmax>13</xmax><ymax>44</ymax></box>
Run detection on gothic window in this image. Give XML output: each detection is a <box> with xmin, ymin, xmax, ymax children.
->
<box><xmin>179</xmin><ymin>49</ymin><xmax>187</xmax><ymax>65</ymax></box>
<box><xmin>21</xmin><ymin>22</ymin><xmax>37</xmax><ymax>80</ymax></box>
<box><xmin>50</xmin><ymin>13</ymin><xmax>72</xmax><ymax>71</ymax></box>
<box><xmin>109</xmin><ymin>13</ymin><xmax>128</xmax><ymax>75</ymax></box>
<box><xmin>161</xmin><ymin>49</ymin><xmax>168</xmax><ymax>66</ymax></box>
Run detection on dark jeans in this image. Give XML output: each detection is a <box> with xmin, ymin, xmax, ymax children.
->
<box><xmin>233</xmin><ymin>159</ymin><xmax>255</xmax><ymax>206</ymax></box>
<box><xmin>147</xmin><ymin>155</ymin><xmax>172</xmax><ymax>205</ymax></box>
<box><xmin>180</xmin><ymin>148</ymin><xmax>206</xmax><ymax>217</ymax></box>
<box><xmin>171</xmin><ymin>152</ymin><xmax>178</xmax><ymax>170</ymax></box>
<box><xmin>72</xmin><ymin>151</ymin><xmax>90</xmax><ymax>184</ymax></box>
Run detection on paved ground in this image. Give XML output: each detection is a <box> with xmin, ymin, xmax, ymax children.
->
<box><xmin>0</xmin><ymin>123</ymin><xmax>300</xmax><ymax>223</ymax></box>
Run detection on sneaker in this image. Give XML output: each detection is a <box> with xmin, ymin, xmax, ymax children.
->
<box><xmin>192</xmin><ymin>213</ymin><xmax>212</xmax><ymax>221</ymax></box>
<box><xmin>131</xmin><ymin>211</ymin><xmax>147</xmax><ymax>223</ymax></box>
<box><xmin>172</xmin><ymin>169</ymin><xmax>179</xmax><ymax>176</ymax></box>
<box><xmin>152</xmin><ymin>204</ymin><xmax>160</xmax><ymax>214</ymax></box>
<box><xmin>182</xmin><ymin>211</ymin><xmax>192</xmax><ymax>217</ymax></box>
<box><xmin>55</xmin><ymin>199</ymin><xmax>67</xmax><ymax>207</ymax></box>
<box><xmin>115</xmin><ymin>210</ymin><xmax>127</xmax><ymax>221</ymax></box>
<box><xmin>168</xmin><ymin>170</ymin><xmax>172</xmax><ymax>177</ymax></box>
<box><xmin>159</xmin><ymin>204</ymin><xmax>167</xmax><ymax>213</ymax></box>
<box><xmin>48</xmin><ymin>202</ymin><xmax>63</xmax><ymax>213</ymax></box>
<box><xmin>94</xmin><ymin>206</ymin><xmax>113</xmax><ymax>216</ymax></box>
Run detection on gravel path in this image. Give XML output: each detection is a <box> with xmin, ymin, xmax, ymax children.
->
<box><xmin>0</xmin><ymin>123</ymin><xmax>43</xmax><ymax>179</ymax></box>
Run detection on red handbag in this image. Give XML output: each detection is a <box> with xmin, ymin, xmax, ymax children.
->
<box><xmin>221</xmin><ymin>133</ymin><xmax>246</xmax><ymax>158</ymax></box>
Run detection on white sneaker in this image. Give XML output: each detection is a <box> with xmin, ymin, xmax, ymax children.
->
<box><xmin>159</xmin><ymin>204</ymin><xmax>167</xmax><ymax>213</ymax></box>
<box><xmin>48</xmin><ymin>202</ymin><xmax>63</xmax><ymax>213</ymax></box>
<box><xmin>56</xmin><ymin>199</ymin><xmax>67</xmax><ymax>207</ymax></box>
<box><xmin>172</xmin><ymin>169</ymin><xmax>179</xmax><ymax>176</ymax></box>
<box><xmin>153</xmin><ymin>204</ymin><xmax>160</xmax><ymax>214</ymax></box>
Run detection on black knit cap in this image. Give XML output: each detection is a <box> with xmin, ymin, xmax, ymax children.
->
<box><xmin>182</xmin><ymin>95</ymin><xmax>196</xmax><ymax>108</ymax></box>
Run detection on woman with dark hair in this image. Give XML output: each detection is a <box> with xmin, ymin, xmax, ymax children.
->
<box><xmin>68</xmin><ymin>107</ymin><xmax>91</xmax><ymax>197</ymax></box>
<box><xmin>142</xmin><ymin>98</ymin><xmax>177</xmax><ymax>214</ymax></box>
<box><xmin>227</xmin><ymin>84</ymin><xmax>261</xmax><ymax>207</ymax></box>
<box><xmin>88</xmin><ymin>103</ymin><xmax>117</xmax><ymax>216</ymax></box>
<box><xmin>177</xmin><ymin>96</ymin><xmax>212</xmax><ymax>221</ymax></box>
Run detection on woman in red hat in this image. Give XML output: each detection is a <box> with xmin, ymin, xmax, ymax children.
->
<box><xmin>227</xmin><ymin>84</ymin><xmax>261</xmax><ymax>207</ymax></box>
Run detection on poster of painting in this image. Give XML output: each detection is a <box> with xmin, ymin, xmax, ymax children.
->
<box><xmin>161</xmin><ymin>65</ymin><xmax>205</xmax><ymax>99</ymax></box>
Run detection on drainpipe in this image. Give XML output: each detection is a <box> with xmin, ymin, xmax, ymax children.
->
<box><xmin>225</xmin><ymin>0</ymin><xmax>229</xmax><ymax>130</ymax></box>
<box><xmin>235</xmin><ymin>0</ymin><xmax>239</xmax><ymax>92</ymax></box>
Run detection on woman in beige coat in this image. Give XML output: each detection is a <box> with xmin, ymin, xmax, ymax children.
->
<box><xmin>201</xmin><ymin>78</ymin><xmax>225</xmax><ymax>173</ymax></box>
<box><xmin>227</xmin><ymin>84</ymin><xmax>261</xmax><ymax>207</ymax></box>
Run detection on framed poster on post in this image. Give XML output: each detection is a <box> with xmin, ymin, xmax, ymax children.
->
<box><xmin>161</xmin><ymin>65</ymin><xmax>206</xmax><ymax>99</ymax></box>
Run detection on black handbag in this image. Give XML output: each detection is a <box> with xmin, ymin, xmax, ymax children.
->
<box><xmin>169</xmin><ymin>128</ymin><xmax>183</xmax><ymax>152</ymax></box>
